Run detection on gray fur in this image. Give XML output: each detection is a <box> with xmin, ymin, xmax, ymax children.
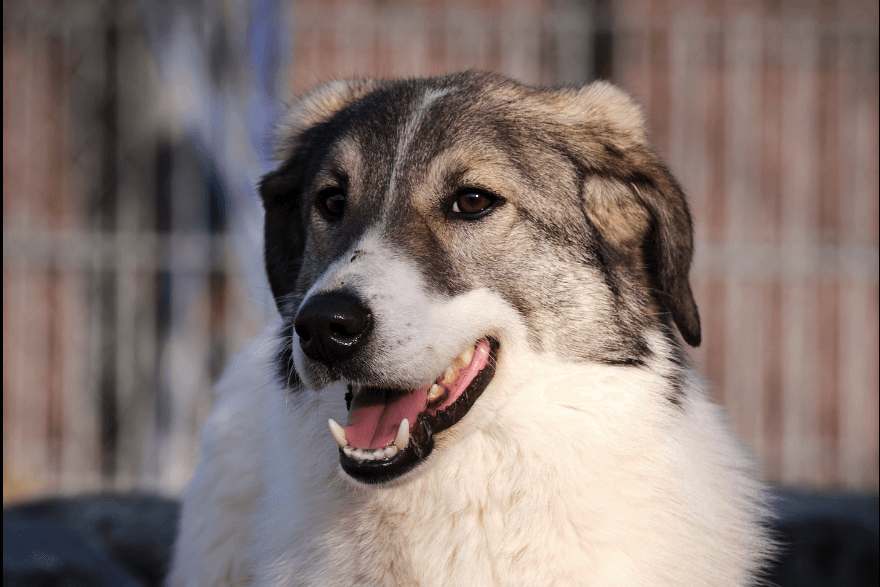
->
<box><xmin>261</xmin><ymin>72</ymin><xmax>700</xmax><ymax>382</ymax></box>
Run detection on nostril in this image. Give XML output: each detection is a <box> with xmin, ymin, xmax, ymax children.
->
<box><xmin>294</xmin><ymin>323</ymin><xmax>312</xmax><ymax>342</ymax></box>
<box><xmin>329</xmin><ymin>323</ymin><xmax>350</xmax><ymax>337</ymax></box>
<box><xmin>327</xmin><ymin>313</ymin><xmax>370</xmax><ymax>340</ymax></box>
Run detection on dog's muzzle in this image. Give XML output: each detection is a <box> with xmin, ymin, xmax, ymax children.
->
<box><xmin>294</xmin><ymin>290</ymin><xmax>500</xmax><ymax>484</ymax></box>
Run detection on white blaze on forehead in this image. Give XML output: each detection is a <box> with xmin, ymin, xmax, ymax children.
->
<box><xmin>420</xmin><ymin>87</ymin><xmax>455</xmax><ymax>110</ymax></box>
<box><xmin>385</xmin><ymin>86</ymin><xmax>456</xmax><ymax>211</ymax></box>
<box><xmin>300</xmin><ymin>85</ymin><xmax>460</xmax><ymax>305</ymax></box>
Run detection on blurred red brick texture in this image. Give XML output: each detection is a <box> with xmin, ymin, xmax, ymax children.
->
<box><xmin>3</xmin><ymin>0</ymin><xmax>877</xmax><ymax>499</ymax></box>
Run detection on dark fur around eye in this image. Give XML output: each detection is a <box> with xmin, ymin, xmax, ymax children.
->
<box><xmin>318</xmin><ymin>188</ymin><xmax>346</xmax><ymax>219</ymax></box>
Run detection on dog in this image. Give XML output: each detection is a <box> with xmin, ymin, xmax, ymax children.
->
<box><xmin>168</xmin><ymin>71</ymin><xmax>773</xmax><ymax>586</ymax></box>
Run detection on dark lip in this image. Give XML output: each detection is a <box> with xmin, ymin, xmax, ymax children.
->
<box><xmin>339</xmin><ymin>337</ymin><xmax>500</xmax><ymax>484</ymax></box>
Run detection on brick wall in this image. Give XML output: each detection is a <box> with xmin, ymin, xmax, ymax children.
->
<box><xmin>3</xmin><ymin>0</ymin><xmax>877</xmax><ymax>499</ymax></box>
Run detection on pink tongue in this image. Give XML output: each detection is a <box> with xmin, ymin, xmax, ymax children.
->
<box><xmin>344</xmin><ymin>339</ymin><xmax>491</xmax><ymax>449</ymax></box>
<box><xmin>344</xmin><ymin>387</ymin><xmax>428</xmax><ymax>449</ymax></box>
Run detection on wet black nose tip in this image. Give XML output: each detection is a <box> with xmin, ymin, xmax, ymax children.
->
<box><xmin>294</xmin><ymin>293</ymin><xmax>372</xmax><ymax>365</ymax></box>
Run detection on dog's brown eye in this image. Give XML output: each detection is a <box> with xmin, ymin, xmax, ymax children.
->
<box><xmin>452</xmin><ymin>191</ymin><xmax>494</xmax><ymax>216</ymax></box>
<box><xmin>318</xmin><ymin>189</ymin><xmax>346</xmax><ymax>218</ymax></box>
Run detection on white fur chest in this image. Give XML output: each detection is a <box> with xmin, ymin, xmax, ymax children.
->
<box><xmin>249</xmin><ymin>365</ymin><xmax>766</xmax><ymax>587</ymax></box>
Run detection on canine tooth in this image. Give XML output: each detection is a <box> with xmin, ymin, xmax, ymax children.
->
<box><xmin>343</xmin><ymin>446</ymin><xmax>353</xmax><ymax>457</ymax></box>
<box><xmin>428</xmin><ymin>383</ymin><xmax>444</xmax><ymax>400</ymax></box>
<box><xmin>395</xmin><ymin>418</ymin><xmax>410</xmax><ymax>449</ymax></box>
<box><xmin>453</xmin><ymin>345</ymin><xmax>475</xmax><ymax>368</ymax></box>
<box><xmin>328</xmin><ymin>419</ymin><xmax>347</xmax><ymax>448</ymax></box>
<box><xmin>442</xmin><ymin>365</ymin><xmax>459</xmax><ymax>385</ymax></box>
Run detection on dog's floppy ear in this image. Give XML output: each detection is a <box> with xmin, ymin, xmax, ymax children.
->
<box><xmin>627</xmin><ymin>157</ymin><xmax>702</xmax><ymax>348</ymax></box>
<box><xmin>576</xmin><ymin>82</ymin><xmax>702</xmax><ymax>347</ymax></box>
<box><xmin>259</xmin><ymin>79</ymin><xmax>376</xmax><ymax>309</ymax></box>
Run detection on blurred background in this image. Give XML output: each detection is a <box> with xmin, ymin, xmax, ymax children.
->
<box><xmin>3</xmin><ymin>0</ymin><xmax>878</xmax><ymax>506</ymax></box>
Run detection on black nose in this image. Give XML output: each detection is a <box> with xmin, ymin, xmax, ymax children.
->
<box><xmin>294</xmin><ymin>293</ymin><xmax>372</xmax><ymax>365</ymax></box>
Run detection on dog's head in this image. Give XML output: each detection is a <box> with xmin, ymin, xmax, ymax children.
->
<box><xmin>259</xmin><ymin>72</ymin><xmax>700</xmax><ymax>484</ymax></box>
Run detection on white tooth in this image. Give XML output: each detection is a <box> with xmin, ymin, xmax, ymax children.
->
<box><xmin>362</xmin><ymin>450</ymin><xmax>375</xmax><ymax>461</ymax></box>
<box><xmin>442</xmin><ymin>365</ymin><xmax>459</xmax><ymax>385</ymax></box>
<box><xmin>328</xmin><ymin>419</ymin><xmax>347</xmax><ymax>448</ymax></box>
<box><xmin>384</xmin><ymin>445</ymin><xmax>398</xmax><ymax>458</ymax></box>
<box><xmin>343</xmin><ymin>446</ymin><xmax>353</xmax><ymax>457</ymax></box>
<box><xmin>453</xmin><ymin>345</ymin><xmax>475</xmax><ymax>368</ymax></box>
<box><xmin>428</xmin><ymin>383</ymin><xmax>444</xmax><ymax>400</ymax></box>
<box><xmin>395</xmin><ymin>418</ymin><xmax>410</xmax><ymax>449</ymax></box>
<box><xmin>353</xmin><ymin>449</ymin><xmax>364</xmax><ymax>460</ymax></box>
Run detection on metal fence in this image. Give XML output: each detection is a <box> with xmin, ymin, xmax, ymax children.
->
<box><xmin>3</xmin><ymin>0</ymin><xmax>277</xmax><ymax>498</ymax></box>
<box><xmin>3</xmin><ymin>0</ymin><xmax>878</xmax><ymax>501</ymax></box>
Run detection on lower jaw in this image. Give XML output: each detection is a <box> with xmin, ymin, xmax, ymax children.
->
<box><xmin>339</xmin><ymin>338</ymin><xmax>499</xmax><ymax>484</ymax></box>
<box><xmin>339</xmin><ymin>436</ymin><xmax>430</xmax><ymax>483</ymax></box>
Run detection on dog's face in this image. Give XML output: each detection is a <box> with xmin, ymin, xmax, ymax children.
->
<box><xmin>259</xmin><ymin>72</ymin><xmax>700</xmax><ymax>484</ymax></box>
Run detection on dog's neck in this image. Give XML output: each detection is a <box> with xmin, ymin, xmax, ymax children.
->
<box><xmin>300</xmin><ymin>364</ymin><xmax>680</xmax><ymax>585</ymax></box>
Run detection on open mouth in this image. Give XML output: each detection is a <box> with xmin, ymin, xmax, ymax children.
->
<box><xmin>328</xmin><ymin>337</ymin><xmax>499</xmax><ymax>484</ymax></box>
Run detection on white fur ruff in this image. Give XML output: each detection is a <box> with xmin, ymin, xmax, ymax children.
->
<box><xmin>168</xmin><ymin>315</ymin><xmax>770</xmax><ymax>587</ymax></box>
